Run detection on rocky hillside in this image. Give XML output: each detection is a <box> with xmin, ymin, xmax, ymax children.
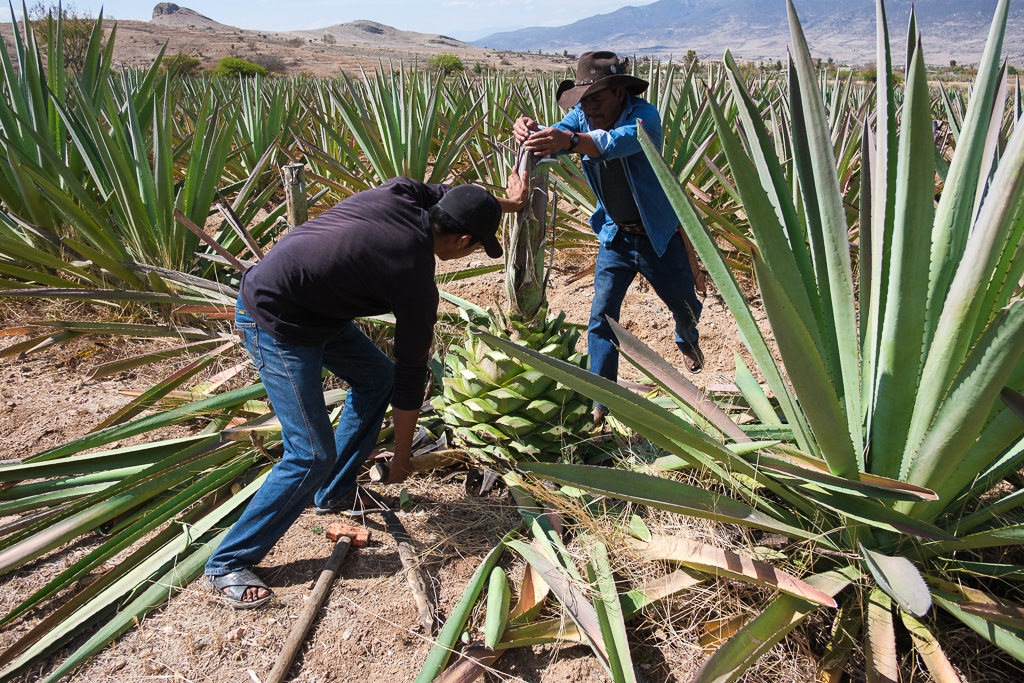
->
<box><xmin>473</xmin><ymin>0</ymin><xmax>1024</xmax><ymax>64</ymax></box>
<box><xmin>151</xmin><ymin>3</ymin><xmax>235</xmax><ymax>32</ymax></box>
<box><xmin>1</xmin><ymin>4</ymin><xmax>571</xmax><ymax>77</ymax></box>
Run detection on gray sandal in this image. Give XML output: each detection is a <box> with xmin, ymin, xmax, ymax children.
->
<box><xmin>208</xmin><ymin>568</ymin><xmax>273</xmax><ymax>610</ymax></box>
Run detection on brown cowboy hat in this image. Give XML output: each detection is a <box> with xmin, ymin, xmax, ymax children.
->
<box><xmin>556</xmin><ymin>51</ymin><xmax>649</xmax><ymax>109</ymax></box>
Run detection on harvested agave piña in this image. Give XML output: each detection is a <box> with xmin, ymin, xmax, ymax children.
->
<box><xmin>434</xmin><ymin>148</ymin><xmax>591</xmax><ymax>464</ymax></box>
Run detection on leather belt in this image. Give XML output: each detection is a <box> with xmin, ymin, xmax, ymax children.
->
<box><xmin>616</xmin><ymin>220</ymin><xmax>646</xmax><ymax>235</ymax></box>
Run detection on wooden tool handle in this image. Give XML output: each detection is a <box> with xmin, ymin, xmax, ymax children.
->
<box><xmin>369</xmin><ymin>449</ymin><xmax>468</xmax><ymax>482</ymax></box>
<box><xmin>264</xmin><ymin>536</ymin><xmax>352</xmax><ymax>683</ymax></box>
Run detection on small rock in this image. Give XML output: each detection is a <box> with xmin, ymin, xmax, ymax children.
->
<box><xmin>341</xmin><ymin>628</ymin><xmax>351</xmax><ymax>640</ymax></box>
<box><xmin>224</xmin><ymin>626</ymin><xmax>245</xmax><ymax>642</ymax></box>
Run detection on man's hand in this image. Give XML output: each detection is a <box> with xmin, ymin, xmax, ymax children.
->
<box><xmin>513</xmin><ymin>116</ymin><xmax>540</xmax><ymax>144</ymax></box>
<box><xmin>383</xmin><ymin>453</ymin><xmax>412</xmax><ymax>485</ymax></box>
<box><xmin>500</xmin><ymin>167</ymin><xmax>529</xmax><ymax>212</ymax></box>
<box><xmin>521</xmin><ymin>127</ymin><xmax>574</xmax><ymax>157</ymax></box>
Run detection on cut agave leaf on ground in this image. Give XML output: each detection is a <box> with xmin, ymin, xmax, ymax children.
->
<box><xmin>433</xmin><ymin>644</ymin><xmax>500</xmax><ymax>683</ymax></box>
<box><xmin>901</xmin><ymin>611</ymin><xmax>967</xmax><ymax>683</ymax></box>
<box><xmin>620</xmin><ymin>568</ymin><xmax>705</xmax><ymax>617</ymax></box>
<box><xmin>507</xmin><ymin>539</ymin><xmax>611</xmax><ymax>672</ymax></box>
<box><xmin>933</xmin><ymin>591</ymin><xmax>1024</xmax><ymax>665</ymax></box>
<box><xmin>29</xmin><ymin>382</ymin><xmax>269</xmax><ymax>462</ymax></box>
<box><xmin>865</xmin><ymin>589</ymin><xmax>899</xmax><ymax>683</ymax></box>
<box><xmin>508</xmin><ymin>561</ymin><xmax>550</xmax><ymax>624</ymax></box>
<box><xmin>483</xmin><ymin>567</ymin><xmax>510</xmax><ymax>650</ymax></box>
<box><xmin>0</xmin><ymin>435</ymin><xmax>209</xmax><ymax>481</ymax></box>
<box><xmin>859</xmin><ymin>544</ymin><xmax>933</xmax><ymax>617</ymax></box>
<box><xmin>39</xmin><ymin>528</ymin><xmax>226</xmax><ymax>683</ymax></box>
<box><xmin>521</xmin><ymin>462</ymin><xmax>822</xmax><ymax>545</ymax></box>
<box><xmin>415</xmin><ymin>531</ymin><xmax>517</xmax><ymax>683</ymax></box>
<box><xmin>766</xmin><ymin>446</ymin><xmax>938</xmax><ymax>501</ymax></box>
<box><xmin>610</xmin><ymin>318</ymin><xmax>749</xmax><ymax>443</ymax></box>
<box><xmin>959</xmin><ymin>601</ymin><xmax>1024</xmax><ymax>630</ymax></box>
<box><xmin>0</xmin><ymin>471</ymin><xmax>265</xmax><ymax>677</ymax></box>
<box><xmin>693</xmin><ymin>566</ymin><xmax>859</xmax><ymax>682</ymax></box>
<box><xmin>627</xmin><ymin>535</ymin><xmax>837</xmax><ymax>608</ymax></box>
<box><xmin>586</xmin><ymin>538</ymin><xmax>636</xmax><ymax>683</ymax></box>
<box><xmin>500</xmin><ymin>618</ymin><xmax>584</xmax><ymax>648</ymax></box>
<box><xmin>83</xmin><ymin>337</ymin><xmax>232</xmax><ymax>382</ymax></box>
<box><xmin>90</xmin><ymin>346</ymin><xmax>230</xmax><ymax>431</ymax></box>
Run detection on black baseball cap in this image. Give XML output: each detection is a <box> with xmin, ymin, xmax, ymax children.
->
<box><xmin>431</xmin><ymin>185</ymin><xmax>503</xmax><ymax>259</ymax></box>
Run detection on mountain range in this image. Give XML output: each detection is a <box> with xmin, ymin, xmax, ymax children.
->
<box><xmin>473</xmin><ymin>0</ymin><xmax>1024</xmax><ymax>64</ymax></box>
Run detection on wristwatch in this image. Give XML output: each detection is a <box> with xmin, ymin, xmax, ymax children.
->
<box><xmin>567</xmin><ymin>132</ymin><xmax>580</xmax><ymax>152</ymax></box>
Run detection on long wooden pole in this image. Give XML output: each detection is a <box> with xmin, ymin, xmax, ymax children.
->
<box><xmin>264</xmin><ymin>535</ymin><xmax>352</xmax><ymax>683</ymax></box>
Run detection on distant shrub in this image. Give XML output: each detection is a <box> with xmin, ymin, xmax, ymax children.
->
<box><xmin>28</xmin><ymin>1</ymin><xmax>96</xmax><ymax>73</ymax></box>
<box><xmin>427</xmin><ymin>53</ymin><xmax>464</xmax><ymax>76</ymax></box>
<box><xmin>857</xmin><ymin>64</ymin><xmax>878</xmax><ymax>82</ymax></box>
<box><xmin>161</xmin><ymin>53</ymin><xmax>202</xmax><ymax>78</ymax></box>
<box><xmin>248</xmin><ymin>54</ymin><xmax>287</xmax><ymax>74</ymax></box>
<box><xmin>213</xmin><ymin>57</ymin><xmax>267</xmax><ymax>78</ymax></box>
<box><xmin>286</xmin><ymin>37</ymin><xmax>304</xmax><ymax>47</ymax></box>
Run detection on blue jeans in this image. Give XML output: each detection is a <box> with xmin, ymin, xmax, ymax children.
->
<box><xmin>588</xmin><ymin>231</ymin><xmax>701</xmax><ymax>410</ymax></box>
<box><xmin>205</xmin><ymin>294</ymin><xmax>393</xmax><ymax>576</ymax></box>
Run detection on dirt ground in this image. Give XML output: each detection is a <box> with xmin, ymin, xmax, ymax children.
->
<box><xmin>0</xmin><ymin>243</ymin><xmax>772</xmax><ymax>682</ymax></box>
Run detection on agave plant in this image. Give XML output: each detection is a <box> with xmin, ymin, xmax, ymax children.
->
<box><xmin>431</xmin><ymin>148</ymin><xmax>591</xmax><ymax>466</ymax></box>
<box><xmin>472</xmin><ymin>0</ymin><xmax>1024</xmax><ymax>678</ymax></box>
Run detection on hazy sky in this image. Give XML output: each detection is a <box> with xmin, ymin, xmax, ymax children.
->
<box><xmin>0</xmin><ymin>1</ymin><xmax>643</xmax><ymax>40</ymax></box>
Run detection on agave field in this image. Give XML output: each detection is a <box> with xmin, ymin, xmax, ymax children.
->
<box><xmin>1</xmin><ymin>0</ymin><xmax>1024</xmax><ymax>680</ymax></box>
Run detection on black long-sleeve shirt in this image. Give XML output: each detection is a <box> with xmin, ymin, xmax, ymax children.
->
<box><xmin>240</xmin><ymin>177</ymin><xmax>450</xmax><ymax>410</ymax></box>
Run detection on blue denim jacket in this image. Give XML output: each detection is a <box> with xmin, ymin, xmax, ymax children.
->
<box><xmin>550</xmin><ymin>94</ymin><xmax>679</xmax><ymax>257</ymax></box>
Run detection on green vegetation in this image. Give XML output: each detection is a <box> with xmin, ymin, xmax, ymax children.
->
<box><xmin>213</xmin><ymin>56</ymin><xmax>268</xmax><ymax>78</ymax></box>
<box><xmin>0</xmin><ymin>0</ymin><xmax>1022</xmax><ymax>680</ymax></box>
<box><xmin>161</xmin><ymin>53</ymin><xmax>202</xmax><ymax>78</ymax></box>
<box><xmin>27</xmin><ymin>1</ymin><xmax>97</xmax><ymax>73</ymax></box>
<box><xmin>427</xmin><ymin>52</ymin><xmax>464</xmax><ymax>75</ymax></box>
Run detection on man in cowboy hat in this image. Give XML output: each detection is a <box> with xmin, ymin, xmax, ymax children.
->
<box><xmin>513</xmin><ymin>50</ymin><xmax>704</xmax><ymax>423</ymax></box>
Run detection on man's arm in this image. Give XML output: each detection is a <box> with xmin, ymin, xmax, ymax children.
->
<box><xmin>521</xmin><ymin>127</ymin><xmax>601</xmax><ymax>158</ymax></box>
<box><xmin>522</xmin><ymin>100</ymin><xmax>664</xmax><ymax>161</ymax></box>
<box><xmin>384</xmin><ymin>407</ymin><xmax>418</xmax><ymax>484</ymax></box>
<box><xmin>516</xmin><ymin>108</ymin><xmax>601</xmax><ymax>158</ymax></box>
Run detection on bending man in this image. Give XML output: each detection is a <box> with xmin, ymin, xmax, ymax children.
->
<box><xmin>206</xmin><ymin>174</ymin><xmax>525</xmax><ymax>608</ymax></box>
